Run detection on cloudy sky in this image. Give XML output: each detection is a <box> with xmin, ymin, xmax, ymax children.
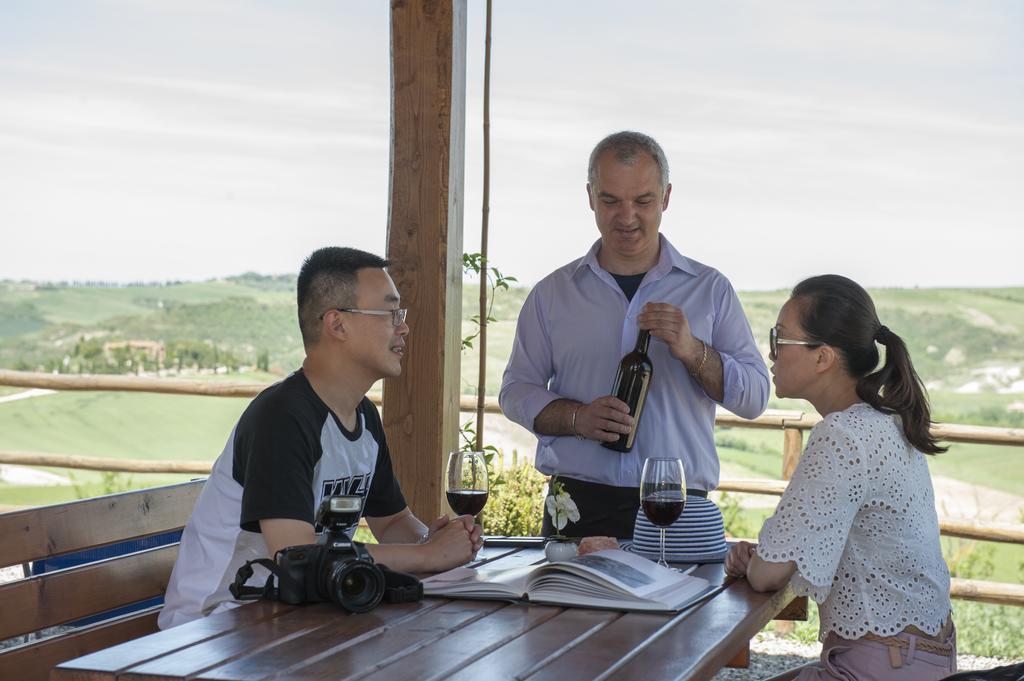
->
<box><xmin>1</xmin><ymin>1</ymin><xmax>1021</xmax><ymax>289</ymax></box>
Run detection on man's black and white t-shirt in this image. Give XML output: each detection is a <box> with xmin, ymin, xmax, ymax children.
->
<box><xmin>158</xmin><ymin>370</ymin><xmax>406</xmax><ymax>629</ymax></box>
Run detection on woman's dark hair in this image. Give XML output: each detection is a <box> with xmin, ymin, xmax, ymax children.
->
<box><xmin>791</xmin><ymin>274</ymin><xmax>946</xmax><ymax>455</ymax></box>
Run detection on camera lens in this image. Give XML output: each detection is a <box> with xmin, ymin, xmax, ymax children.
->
<box><xmin>326</xmin><ymin>560</ymin><xmax>385</xmax><ymax>613</ymax></box>
<box><xmin>342</xmin><ymin>571</ymin><xmax>366</xmax><ymax>595</ymax></box>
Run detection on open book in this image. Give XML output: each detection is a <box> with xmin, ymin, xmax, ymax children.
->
<box><xmin>422</xmin><ymin>549</ymin><xmax>713</xmax><ymax>613</ymax></box>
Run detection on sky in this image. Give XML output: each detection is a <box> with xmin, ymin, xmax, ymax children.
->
<box><xmin>1</xmin><ymin>1</ymin><xmax>1022</xmax><ymax>290</ymax></box>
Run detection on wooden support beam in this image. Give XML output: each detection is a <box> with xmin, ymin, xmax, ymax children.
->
<box><xmin>775</xmin><ymin>596</ymin><xmax>809</xmax><ymax>621</ymax></box>
<box><xmin>385</xmin><ymin>0</ymin><xmax>467</xmax><ymax>523</ymax></box>
<box><xmin>950</xmin><ymin>577</ymin><xmax>1024</xmax><ymax>606</ymax></box>
<box><xmin>781</xmin><ymin>427</ymin><xmax>803</xmax><ymax>481</ymax></box>
<box><xmin>725</xmin><ymin>645</ymin><xmax>749</xmax><ymax>669</ymax></box>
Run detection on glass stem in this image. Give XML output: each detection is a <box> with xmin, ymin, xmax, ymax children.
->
<box><xmin>659</xmin><ymin>527</ymin><xmax>667</xmax><ymax>566</ymax></box>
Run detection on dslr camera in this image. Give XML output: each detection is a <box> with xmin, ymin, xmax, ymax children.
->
<box><xmin>274</xmin><ymin>495</ymin><xmax>386</xmax><ymax>613</ymax></box>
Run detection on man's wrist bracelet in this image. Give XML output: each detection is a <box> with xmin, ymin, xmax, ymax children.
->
<box><xmin>691</xmin><ymin>340</ymin><xmax>708</xmax><ymax>382</ymax></box>
<box><xmin>570</xmin><ymin>404</ymin><xmax>584</xmax><ymax>440</ymax></box>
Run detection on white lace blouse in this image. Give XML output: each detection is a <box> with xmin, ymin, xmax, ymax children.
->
<box><xmin>756</xmin><ymin>402</ymin><xmax>951</xmax><ymax>641</ymax></box>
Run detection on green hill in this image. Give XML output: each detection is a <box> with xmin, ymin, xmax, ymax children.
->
<box><xmin>0</xmin><ymin>275</ymin><xmax>302</xmax><ymax>373</ymax></box>
<box><xmin>1</xmin><ymin>277</ymin><xmax>1022</xmax><ymax>427</ymax></box>
<box><xmin>2</xmin><ymin>275</ymin><xmax>1022</xmax><ymax>562</ymax></box>
<box><xmin>460</xmin><ymin>283</ymin><xmax>1024</xmax><ymax>427</ymax></box>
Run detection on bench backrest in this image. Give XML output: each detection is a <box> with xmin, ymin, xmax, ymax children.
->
<box><xmin>0</xmin><ymin>479</ymin><xmax>204</xmax><ymax>681</ymax></box>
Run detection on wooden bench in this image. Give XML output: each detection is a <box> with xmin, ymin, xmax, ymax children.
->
<box><xmin>0</xmin><ymin>480</ymin><xmax>204</xmax><ymax>681</ymax></box>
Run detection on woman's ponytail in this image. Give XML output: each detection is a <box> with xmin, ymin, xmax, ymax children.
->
<box><xmin>792</xmin><ymin>275</ymin><xmax>947</xmax><ymax>456</ymax></box>
<box><xmin>856</xmin><ymin>326</ymin><xmax>947</xmax><ymax>455</ymax></box>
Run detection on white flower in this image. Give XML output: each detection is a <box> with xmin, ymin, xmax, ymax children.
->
<box><xmin>546</xmin><ymin>490</ymin><xmax>580</xmax><ymax>531</ymax></box>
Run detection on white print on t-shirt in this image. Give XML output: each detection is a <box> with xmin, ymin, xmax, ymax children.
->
<box><xmin>315</xmin><ymin>474</ymin><xmax>373</xmax><ymax>532</ymax></box>
<box><xmin>321</xmin><ymin>473</ymin><xmax>371</xmax><ymax>499</ymax></box>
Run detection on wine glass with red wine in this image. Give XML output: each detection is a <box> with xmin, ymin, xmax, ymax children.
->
<box><xmin>446</xmin><ymin>451</ymin><xmax>489</xmax><ymax>518</ymax></box>
<box><xmin>640</xmin><ymin>457</ymin><xmax>686</xmax><ymax>568</ymax></box>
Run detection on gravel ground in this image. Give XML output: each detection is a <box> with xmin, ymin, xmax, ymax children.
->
<box><xmin>711</xmin><ymin>633</ymin><xmax>1019</xmax><ymax>680</ymax></box>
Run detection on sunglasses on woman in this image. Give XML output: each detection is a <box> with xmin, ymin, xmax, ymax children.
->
<box><xmin>769</xmin><ymin>326</ymin><xmax>821</xmax><ymax>359</ymax></box>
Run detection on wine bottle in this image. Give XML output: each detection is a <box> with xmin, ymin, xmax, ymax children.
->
<box><xmin>601</xmin><ymin>329</ymin><xmax>653</xmax><ymax>453</ymax></box>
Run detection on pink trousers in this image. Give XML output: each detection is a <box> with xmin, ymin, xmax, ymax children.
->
<box><xmin>794</xmin><ymin>627</ymin><xmax>957</xmax><ymax>681</ymax></box>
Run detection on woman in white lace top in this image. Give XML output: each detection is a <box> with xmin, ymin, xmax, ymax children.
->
<box><xmin>725</xmin><ymin>275</ymin><xmax>955</xmax><ymax>680</ymax></box>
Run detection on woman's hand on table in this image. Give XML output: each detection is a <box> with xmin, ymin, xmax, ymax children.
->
<box><xmin>725</xmin><ymin>541</ymin><xmax>756</xmax><ymax>578</ymax></box>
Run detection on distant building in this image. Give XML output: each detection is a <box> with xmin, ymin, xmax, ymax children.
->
<box><xmin>103</xmin><ymin>340</ymin><xmax>166</xmax><ymax>365</ymax></box>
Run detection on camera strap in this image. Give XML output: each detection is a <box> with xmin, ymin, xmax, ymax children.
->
<box><xmin>229</xmin><ymin>558</ymin><xmax>302</xmax><ymax>602</ymax></box>
<box><xmin>376</xmin><ymin>565</ymin><xmax>424</xmax><ymax>604</ymax></box>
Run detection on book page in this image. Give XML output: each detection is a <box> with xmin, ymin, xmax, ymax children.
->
<box><xmin>422</xmin><ymin>564</ymin><xmax>533</xmax><ymax>599</ymax></box>
<box><xmin>525</xmin><ymin>549</ymin><xmax>711</xmax><ymax>611</ymax></box>
<box><xmin>528</xmin><ymin>549</ymin><xmax>687</xmax><ymax>598</ymax></box>
<box><xmin>423</xmin><ymin>549</ymin><xmax>712</xmax><ymax>612</ymax></box>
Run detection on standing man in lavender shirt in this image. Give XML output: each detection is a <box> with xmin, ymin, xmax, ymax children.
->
<box><xmin>500</xmin><ymin>131</ymin><xmax>770</xmax><ymax>540</ymax></box>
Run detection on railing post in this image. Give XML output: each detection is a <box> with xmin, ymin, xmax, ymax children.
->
<box><xmin>776</xmin><ymin>425</ymin><xmax>805</xmax><ymax>636</ymax></box>
<box><xmin>782</xmin><ymin>427</ymin><xmax>803</xmax><ymax>480</ymax></box>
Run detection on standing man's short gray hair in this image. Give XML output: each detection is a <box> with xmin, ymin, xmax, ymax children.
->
<box><xmin>587</xmin><ymin>131</ymin><xmax>670</xmax><ymax>190</ymax></box>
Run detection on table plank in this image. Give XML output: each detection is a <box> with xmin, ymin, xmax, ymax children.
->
<box><xmin>265</xmin><ymin>600</ymin><xmax>511</xmax><ymax>681</ymax></box>
<box><xmin>182</xmin><ymin>599</ymin><xmax>451</xmax><ymax>680</ymax></box>
<box><xmin>121</xmin><ymin>602</ymin><xmax>442</xmax><ymax>679</ymax></box>
<box><xmin>120</xmin><ymin>605</ymin><xmax>349</xmax><ymax>680</ymax></box>
<box><xmin>366</xmin><ymin>602</ymin><xmax>564</xmax><ymax>681</ymax></box>
<box><xmin>523</xmin><ymin>610</ymin><xmax>679</xmax><ymax>681</ymax></box>
<box><xmin>521</xmin><ymin>564</ymin><xmax>751</xmax><ymax>681</ymax></box>
<box><xmin>467</xmin><ymin>545</ymin><xmax>518</xmax><ymax>565</ymax></box>
<box><xmin>470</xmin><ymin>546</ymin><xmax>546</xmax><ymax>570</ymax></box>
<box><xmin>445</xmin><ymin>607</ymin><xmax>620</xmax><ymax>681</ymax></box>
<box><xmin>51</xmin><ymin>602</ymin><xmax>293</xmax><ymax>681</ymax></box>
<box><xmin>604</xmin><ymin>567</ymin><xmax>796</xmax><ymax>681</ymax></box>
<box><xmin>50</xmin><ymin>549</ymin><xmax>798</xmax><ymax>681</ymax></box>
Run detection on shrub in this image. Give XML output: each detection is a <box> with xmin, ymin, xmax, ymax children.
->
<box><xmin>943</xmin><ymin>538</ymin><xmax>996</xmax><ymax>580</ymax></box>
<box><xmin>482</xmin><ymin>462</ymin><xmax>546</xmax><ymax>537</ymax></box>
<box><xmin>72</xmin><ymin>471</ymin><xmax>136</xmax><ymax>499</ymax></box>
<box><xmin>952</xmin><ymin>602</ymin><xmax>1024</xmax><ymax>658</ymax></box>
<box><xmin>719</xmin><ymin>492</ymin><xmax>760</xmax><ymax>539</ymax></box>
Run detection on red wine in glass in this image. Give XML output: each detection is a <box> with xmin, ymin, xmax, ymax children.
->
<box><xmin>641</xmin><ymin>492</ymin><xmax>685</xmax><ymax>527</ymax></box>
<box><xmin>640</xmin><ymin>457</ymin><xmax>686</xmax><ymax>568</ymax></box>
<box><xmin>446</xmin><ymin>490</ymin><xmax>489</xmax><ymax>517</ymax></box>
<box><xmin>446</xmin><ymin>451</ymin><xmax>489</xmax><ymax>519</ymax></box>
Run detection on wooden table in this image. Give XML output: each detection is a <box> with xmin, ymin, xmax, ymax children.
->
<box><xmin>52</xmin><ymin>545</ymin><xmax>796</xmax><ymax>681</ymax></box>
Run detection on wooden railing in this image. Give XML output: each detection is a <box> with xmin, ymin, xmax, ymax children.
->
<box><xmin>2</xmin><ymin>369</ymin><xmax>1023</xmax><ymax>607</ymax></box>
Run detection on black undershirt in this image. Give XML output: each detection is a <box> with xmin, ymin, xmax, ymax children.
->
<box><xmin>610</xmin><ymin>272</ymin><xmax>647</xmax><ymax>302</ymax></box>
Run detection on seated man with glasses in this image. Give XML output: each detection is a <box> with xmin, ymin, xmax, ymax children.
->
<box><xmin>159</xmin><ymin>247</ymin><xmax>482</xmax><ymax>629</ymax></box>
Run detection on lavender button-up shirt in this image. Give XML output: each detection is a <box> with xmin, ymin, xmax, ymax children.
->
<box><xmin>499</xmin><ymin>235</ymin><xmax>769</xmax><ymax>491</ymax></box>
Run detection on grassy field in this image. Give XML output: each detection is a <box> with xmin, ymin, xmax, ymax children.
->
<box><xmin>715</xmin><ymin>423</ymin><xmax>1024</xmax><ymax>496</ymax></box>
<box><xmin>0</xmin><ymin>474</ymin><xmax>196</xmax><ymax>507</ymax></box>
<box><xmin>0</xmin><ymin>391</ymin><xmax>247</xmax><ymax>459</ymax></box>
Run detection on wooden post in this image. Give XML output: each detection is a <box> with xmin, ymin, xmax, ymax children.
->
<box><xmin>776</xmin><ymin>425</ymin><xmax>807</xmax><ymax>635</ymax></box>
<box><xmin>384</xmin><ymin>0</ymin><xmax>467</xmax><ymax>524</ymax></box>
<box><xmin>725</xmin><ymin>646</ymin><xmax>750</xmax><ymax>669</ymax></box>
<box><xmin>781</xmin><ymin>427</ymin><xmax>803</xmax><ymax>481</ymax></box>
